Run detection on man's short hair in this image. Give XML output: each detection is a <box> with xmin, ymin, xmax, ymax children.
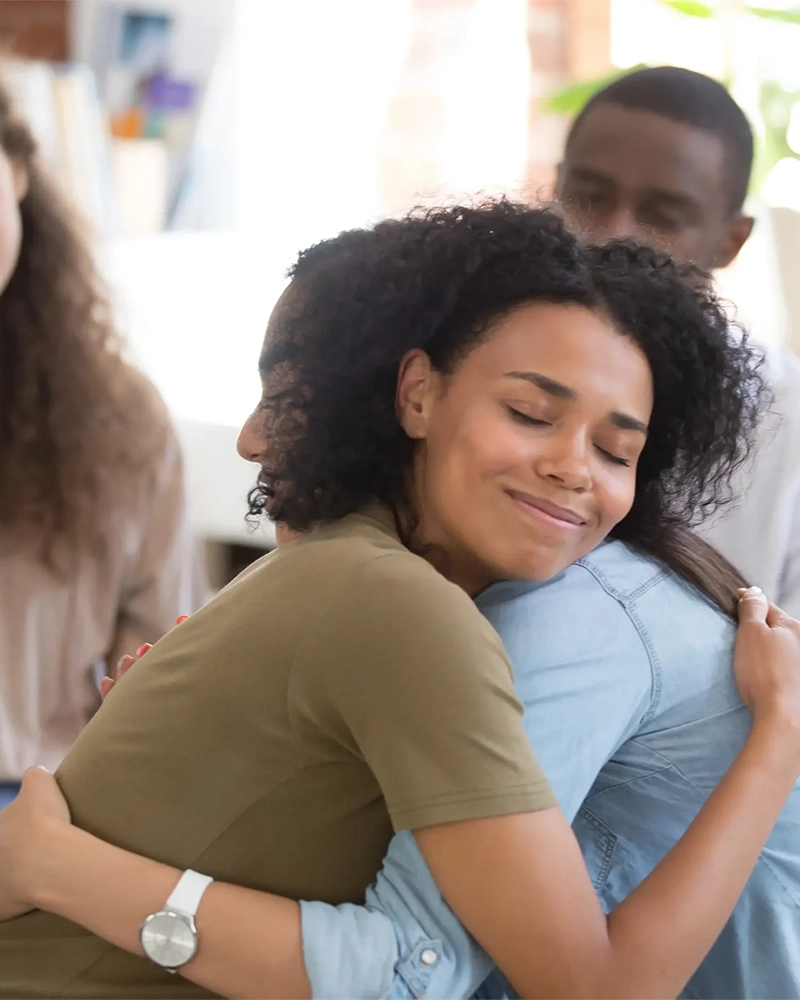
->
<box><xmin>566</xmin><ymin>66</ymin><xmax>754</xmax><ymax>213</ymax></box>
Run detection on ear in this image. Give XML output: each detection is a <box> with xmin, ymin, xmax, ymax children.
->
<box><xmin>715</xmin><ymin>213</ymin><xmax>754</xmax><ymax>269</ymax></box>
<box><xmin>396</xmin><ymin>349</ymin><xmax>440</xmax><ymax>440</ymax></box>
<box><xmin>11</xmin><ymin>159</ymin><xmax>28</xmax><ymax>203</ymax></box>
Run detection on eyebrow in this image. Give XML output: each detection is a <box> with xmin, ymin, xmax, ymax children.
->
<box><xmin>609</xmin><ymin>411</ymin><xmax>649</xmax><ymax>436</ymax></box>
<box><xmin>505</xmin><ymin>371</ymin><xmax>648</xmax><ymax>436</ymax></box>
<box><xmin>566</xmin><ymin>165</ymin><xmax>614</xmax><ymax>188</ymax></box>
<box><xmin>567</xmin><ymin>166</ymin><xmax>699</xmax><ymax>213</ymax></box>
<box><xmin>506</xmin><ymin>371</ymin><xmax>576</xmax><ymax>400</ymax></box>
<box><xmin>646</xmin><ymin>189</ymin><xmax>699</xmax><ymax>213</ymax></box>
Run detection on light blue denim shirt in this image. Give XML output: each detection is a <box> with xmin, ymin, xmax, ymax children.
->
<box><xmin>300</xmin><ymin>540</ymin><xmax>800</xmax><ymax>1000</ymax></box>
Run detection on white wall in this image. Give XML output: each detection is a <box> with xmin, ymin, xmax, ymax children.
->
<box><xmin>101</xmin><ymin>230</ymin><xmax>282</xmax><ymax>546</ymax></box>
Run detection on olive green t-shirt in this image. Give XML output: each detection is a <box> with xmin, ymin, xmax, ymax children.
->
<box><xmin>0</xmin><ymin>509</ymin><xmax>554</xmax><ymax>998</ymax></box>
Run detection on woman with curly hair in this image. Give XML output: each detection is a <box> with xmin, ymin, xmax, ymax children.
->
<box><xmin>0</xmin><ymin>79</ymin><xmax>203</xmax><ymax>808</ymax></box>
<box><xmin>0</xmin><ymin>200</ymin><xmax>799</xmax><ymax>1000</ymax></box>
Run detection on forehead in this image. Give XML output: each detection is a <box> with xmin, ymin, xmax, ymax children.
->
<box><xmin>265</xmin><ymin>282</ymin><xmax>301</xmax><ymax>337</ymax></box>
<box><xmin>259</xmin><ymin>281</ymin><xmax>304</xmax><ymax>368</ymax></box>
<box><xmin>460</xmin><ymin>301</ymin><xmax>653</xmax><ymax>414</ymax></box>
<box><xmin>564</xmin><ymin>104</ymin><xmax>728</xmax><ymax>210</ymax></box>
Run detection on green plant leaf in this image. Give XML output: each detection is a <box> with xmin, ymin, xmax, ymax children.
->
<box><xmin>545</xmin><ymin>65</ymin><xmax>647</xmax><ymax>116</ymax></box>
<box><xmin>751</xmin><ymin>80</ymin><xmax>800</xmax><ymax>191</ymax></box>
<box><xmin>745</xmin><ymin>5</ymin><xmax>800</xmax><ymax>25</ymax></box>
<box><xmin>657</xmin><ymin>0</ymin><xmax>715</xmax><ymax>17</ymax></box>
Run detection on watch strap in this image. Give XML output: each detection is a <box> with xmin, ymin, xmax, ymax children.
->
<box><xmin>164</xmin><ymin>869</ymin><xmax>214</xmax><ymax>918</ymax></box>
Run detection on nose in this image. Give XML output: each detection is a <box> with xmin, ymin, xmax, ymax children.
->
<box><xmin>237</xmin><ymin>411</ymin><xmax>268</xmax><ymax>464</ymax></box>
<box><xmin>535</xmin><ymin>429</ymin><xmax>592</xmax><ymax>493</ymax></box>
<box><xmin>598</xmin><ymin>207</ymin><xmax>641</xmax><ymax>242</ymax></box>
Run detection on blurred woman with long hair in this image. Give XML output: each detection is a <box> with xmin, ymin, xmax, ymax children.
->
<box><xmin>0</xmin><ymin>77</ymin><xmax>204</xmax><ymax>806</ymax></box>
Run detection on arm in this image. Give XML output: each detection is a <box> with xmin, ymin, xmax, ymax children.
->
<box><xmin>304</xmin><ymin>580</ymin><xmax>658</xmax><ymax>999</ymax></box>
<box><xmin>416</xmin><ymin>589</ymin><xmax>800</xmax><ymax>999</ymax></box>
<box><xmin>418</xmin><ymin>724</ymin><xmax>796</xmax><ymax>999</ymax></box>
<box><xmin>0</xmin><ymin>784</ymin><xmax>308</xmax><ymax>1000</ymax></box>
<box><xmin>300</xmin><ymin>580</ymin><xmax>654</xmax><ymax>1000</ymax></box>
<box><xmin>97</xmin><ymin>575</ymin><xmax>655</xmax><ymax>1000</ymax></box>
<box><xmin>3</xmin><ymin>593</ymin><xmax>800</xmax><ymax>1000</ymax></box>
<box><xmin>1</xmin><ymin>704</ymin><xmax>796</xmax><ymax>1000</ymax></box>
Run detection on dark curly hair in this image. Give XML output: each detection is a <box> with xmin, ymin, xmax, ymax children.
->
<box><xmin>252</xmin><ymin>199</ymin><xmax>768</xmax><ymax>613</ymax></box>
<box><xmin>0</xmin><ymin>76</ymin><xmax>166</xmax><ymax>568</ymax></box>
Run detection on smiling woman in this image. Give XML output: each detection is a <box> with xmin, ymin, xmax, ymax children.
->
<box><xmin>394</xmin><ymin>299</ymin><xmax>652</xmax><ymax>591</ymax></box>
<box><xmin>0</xmin><ymin>200</ymin><xmax>787</xmax><ymax>1000</ymax></box>
<box><xmin>453</xmin><ymin>301</ymin><xmax>653</xmax><ymax>584</ymax></box>
<box><xmin>254</xmin><ymin>203</ymin><xmax>762</xmax><ymax>606</ymax></box>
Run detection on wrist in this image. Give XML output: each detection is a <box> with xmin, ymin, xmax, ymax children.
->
<box><xmin>24</xmin><ymin>820</ymin><xmax>86</xmax><ymax>913</ymax></box>
<box><xmin>746</xmin><ymin>714</ymin><xmax>800</xmax><ymax>779</ymax></box>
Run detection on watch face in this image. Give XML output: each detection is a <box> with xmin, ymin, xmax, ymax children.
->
<box><xmin>140</xmin><ymin>911</ymin><xmax>197</xmax><ymax>969</ymax></box>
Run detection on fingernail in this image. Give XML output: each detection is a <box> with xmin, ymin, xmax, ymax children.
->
<box><xmin>176</xmin><ymin>616</ymin><xmax>189</xmax><ymax>625</ymax></box>
<box><xmin>739</xmin><ymin>586</ymin><xmax>764</xmax><ymax>600</ymax></box>
<box><xmin>136</xmin><ymin>643</ymin><xmax>152</xmax><ymax>657</ymax></box>
<box><xmin>35</xmin><ymin>765</ymin><xmax>50</xmax><ymax>773</ymax></box>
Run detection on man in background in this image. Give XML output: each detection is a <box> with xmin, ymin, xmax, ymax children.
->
<box><xmin>555</xmin><ymin>65</ymin><xmax>800</xmax><ymax>615</ymax></box>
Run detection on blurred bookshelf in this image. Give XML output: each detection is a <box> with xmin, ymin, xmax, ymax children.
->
<box><xmin>0</xmin><ymin>0</ymin><xmax>254</xmax><ymax>576</ymax></box>
<box><xmin>0</xmin><ymin>0</ymin><xmax>235</xmax><ymax>237</ymax></box>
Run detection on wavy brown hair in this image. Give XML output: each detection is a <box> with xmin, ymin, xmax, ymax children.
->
<box><xmin>0</xmin><ymin>77</ymin><xmax>164</xmax><ymax>566</ymax></box>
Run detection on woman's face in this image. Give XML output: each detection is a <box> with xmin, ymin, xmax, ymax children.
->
<box><xmin>237</xmin><ymin>285</ymin><xmax>300</xmax><ymax>538</ymax></box>
<box><xmin>398</xmin><ymin>302</ymin><xmax>653</xmax><ymax>594</ymax></box>
<box><xmin>0</xmin><ymin>146</ymin><xmax>27</xmax><ymax>295</ymax></box>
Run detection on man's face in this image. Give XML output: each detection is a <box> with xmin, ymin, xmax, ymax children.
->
<box><xmin>556</xmin><ymin>103</ymin><xmax>753</xmax><ymax>271</ymax></box>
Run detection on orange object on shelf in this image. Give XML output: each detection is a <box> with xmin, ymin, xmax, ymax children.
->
<box><xmin>109</xmin><ymin>107</ymin><xmax>145</xmax><ymax>140</ymax></box>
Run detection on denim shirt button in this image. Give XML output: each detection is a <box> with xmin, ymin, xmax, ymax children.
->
<box><xmin>420</xmin><ymin>948</ymin><xmax>438</xmax><ymax>967</ymax></box>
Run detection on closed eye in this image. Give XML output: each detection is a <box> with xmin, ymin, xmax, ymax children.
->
<box><xmin>597</xmin><ymin>446</ymin><xmax>630</xmax><ymax>467</ymax></box>
<box><xmin>506</xmin><ymin>406</ymin><xmax>549</xmax><ymax>427</ymax></box>
<box><xmin>506</xmin><ymin>406</ymin><xmax>633</xmax><ymax>466</ymax></box>
<box><xmin>641</xmin><ymin>211</ymin><xmax>681</xmax><ymax>233</ymax></box>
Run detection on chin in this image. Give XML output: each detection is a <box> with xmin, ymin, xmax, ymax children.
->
<box><xmin>497</xmin><ymin>550</ymin><xmax>573</xmax><ymax>584</ymax></box>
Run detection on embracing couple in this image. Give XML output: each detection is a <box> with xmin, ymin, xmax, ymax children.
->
<box><xmin>1</xmin><ymin>68</ymin><xmax>800</xmax><ymax>1000</ymax></box>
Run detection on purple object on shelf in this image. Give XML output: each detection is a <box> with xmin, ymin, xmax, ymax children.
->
<box><xmin>144</xmin><ymin>73</ymin><xmax>196</xmax><ymax>112</ymax></box>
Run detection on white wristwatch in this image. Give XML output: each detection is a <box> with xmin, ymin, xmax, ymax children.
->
<box><xmin>140</xmin><ymin>869</ymin><xmax>214</xmax><ymax>972</ymax></box>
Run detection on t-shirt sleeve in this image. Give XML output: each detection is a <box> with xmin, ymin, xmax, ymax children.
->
<box><xmin>292</xmin><ymin>552</ymin><xmax>556</xmax><ymax>831</ymax></box>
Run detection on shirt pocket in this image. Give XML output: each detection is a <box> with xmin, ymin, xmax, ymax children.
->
<box><xmin>573</xmin><ymin>806</ymin><xmax>618</xmax><ymax>893</ymax></box>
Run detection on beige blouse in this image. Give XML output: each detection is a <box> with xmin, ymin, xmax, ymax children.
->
<box><xmin>0</xmin><ymin>421</ymin><xmax>206</xmax><ymax>780</ymax></box>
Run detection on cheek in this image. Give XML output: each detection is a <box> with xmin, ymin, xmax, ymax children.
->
<box><xmin>657</xmin><ymin>229</ymin><xmax>708</xmax><ymax>267</ymax></box>
<box><xmin>427</xmin><ymin>405</ymin><xmax>525</xmax><ymax>489</ymax></box>
<box><xmin>596</xmin><ymin>470</ymin><xmax>637</xmax><ymax>532</ymax></box>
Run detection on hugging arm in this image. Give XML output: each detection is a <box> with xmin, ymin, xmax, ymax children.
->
<box><xmin>3</xmin><ymin>591</ymin><xmax>800</xmax><ymax>999</ymax></box>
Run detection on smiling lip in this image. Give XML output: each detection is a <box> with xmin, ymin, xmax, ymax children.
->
<box><xmin>506</xmin><ymin>489</ymin><xmax>587</xmax><ymax>530</ymax></box>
